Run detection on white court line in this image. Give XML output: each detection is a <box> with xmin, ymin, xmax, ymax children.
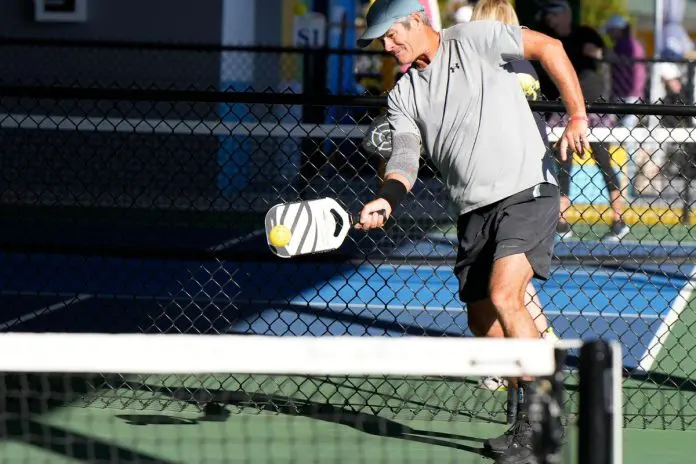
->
<box><xmin>208</xmin><ymin>228</ymin><xmax>266</xmax><ymax>253</ymax></box>
<box><xmin>237</xmin><ymin>298</ymin><xmax>658</xmax><ymax>319</ymax></box>
<box><xmin>0</xmin><ymin>227</ymin><xmax>266</xmax><ymax>327</ymax></box>
<box><xmin>430</xmin><ymin>235</ymin><xmax>695</xmax><ymax>249</ymax></box>
<box><xmin>0</xmin><ymin>227</ymin><xmax>263</xmax><ymax>328</ymax></box>
<box><xmin>0</xmin><ymin>294</ymin><xmax>93</xmax><ymax>329</ymax></box>
<box><xmin>389</xmin><ymin>264</ymin><xmax>696</xmax><ymax>286</ymax></box>
<box><xmin>0</xmin><ymin>291</ymin><xmax>659</xmax><ymax>318</ymax></box>
<box><xmin>358</xmin><ymin>264</ymin><xmax>676</xmax><ymax>281</ymax></box>
<box><xmin>0</xmin><ymin>291</ymin><xmax>236</xmax><ymax>303</ymax></box>
<box><xmin>637</xmin><ymin>265</ymin><xmax>696</xmax><ymax>372</ymax></box>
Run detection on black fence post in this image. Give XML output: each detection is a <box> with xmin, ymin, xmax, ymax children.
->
<box><xmin>578</xmin><ymin>340</ymin><xmax>614</xmax><ymax>464</ymax></box>
<box><xmin>298</xmin><ymin>1</ymin><xmax>330</xmax><ymax>199</ymax></box>
<box><xmin>681</xmin><ymin>60</ymin><xmax>696</xmax><ymax>225</ymax></box>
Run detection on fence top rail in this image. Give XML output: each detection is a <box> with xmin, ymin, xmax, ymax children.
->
<box><xmin>1</xmin><ymin>85</ymin><xmax>695</xmax><ymax>116</ymax></box>
<box><xmin>1</xmin><ymin>112</ymin><xmax>693</xmax><ymax>145</ymax></box>
<box><xmin>0</xmin><ymin>36</ymin><xmax>389</xmax><ymax>56</ymax></box>
<box><xmin>1</xmin><ymin>37</ymin><xmax>696</xmax><ymax>65</ymax></box>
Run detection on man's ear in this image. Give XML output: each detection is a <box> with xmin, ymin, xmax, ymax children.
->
<box><xmin>410</xmin><ymin>12</ymin><xmax>422</xmax><ymax>28</ymax></box>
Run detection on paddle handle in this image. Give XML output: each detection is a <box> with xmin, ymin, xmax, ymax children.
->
<box><xmin>351</xmin><ymin>209</ymin><xmax>387</xmax><ymax>227</ymax></box>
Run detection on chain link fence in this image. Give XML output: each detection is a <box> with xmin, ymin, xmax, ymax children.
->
<box><xmin>0</xmin><ymin>77</ymin><xmax>694</xmax><ymax>431</ymax></box>
<box><xmin>0</xmin><ymin>37</ymin><xmax>390</xmax><ymax>96</ymax></box>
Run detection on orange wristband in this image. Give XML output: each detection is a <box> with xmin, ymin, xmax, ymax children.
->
<box><xmin>570</xmin><ymin>115</ymin><xmax>588</xmax><ymax>122</ymax></box>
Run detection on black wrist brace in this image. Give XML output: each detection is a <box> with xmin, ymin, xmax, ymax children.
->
<box><xmin>377</xmin><ymin>179</ymin><xmax>407</xmax><ymax>211</ymax></box>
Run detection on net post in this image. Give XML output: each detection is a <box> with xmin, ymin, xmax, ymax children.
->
<box><xmin>531</xmin><ymin>346</ymin><xmax>567</xmax><ymax>464</ymax></box>
<box><xmin>578</xmin><ymin>340</ymin><xmax>615</xmax><ymax>464</ymax></box>
<box><xmin>506</xmin><ymin>385</ymin><xmax>518</xmax><ymax>424</ymax></box>
<box><xmin>610</xmin><ymin>341</ymin><xmax>624</xmax><ymax>464</ymax></box>
<box><xmin>551</xmin><ymin>345</ymin><xmax>566</xmax><ymax>450</ymax></box>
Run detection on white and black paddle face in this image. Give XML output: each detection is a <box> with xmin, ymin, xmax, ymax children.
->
<box><xmin>264</xmin><ymin>198</ymin><xmax>352</xmax><ymax>258</ymax></box>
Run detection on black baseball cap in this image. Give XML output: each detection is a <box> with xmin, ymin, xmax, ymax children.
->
<box><xmin>541</xmin><ymin>0</ymin><xmax>571</xmax><ymax>13</ymax></box>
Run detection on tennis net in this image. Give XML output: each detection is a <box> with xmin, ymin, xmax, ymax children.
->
<box><xmin>0</xmin><ymin>334</ymin><xmax>621</xmax><ymax>464</ymax></box>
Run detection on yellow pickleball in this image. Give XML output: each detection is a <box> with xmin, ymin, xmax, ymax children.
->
<box><xmin>269</xmin><ymin>224</ymin><xmax>292</xmax><ymax>248</ymax></box>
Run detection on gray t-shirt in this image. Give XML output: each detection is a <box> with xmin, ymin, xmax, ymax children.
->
<box><xmin>386</xmin><ymin>20</ymin><xmax>557</xmax><ymax>215</ymax></box>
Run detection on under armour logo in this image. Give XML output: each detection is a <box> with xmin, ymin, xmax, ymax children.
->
<box><xmin>450</xmin><ymin>63</ymin><xmax>461</xmax><ymax>73</ymax></box>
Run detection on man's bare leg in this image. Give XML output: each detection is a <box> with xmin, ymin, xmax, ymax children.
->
<box><xmin>468</xmin><ymin>258</ymin><xmax>539</xmax><ymax>394</ymax></box>
<box><xmin>559</xmin><ymin>194</ymin><xmax>571</xmax><ymax>223</ymax></box>
<box><xmin>479</xmin><ymin>253</ymin><xmax>543</xmax><ymax>457</ymax></box>
<box><xmin>489</xmin><ymin>254</ymin><xmax>539</xmax><ymax>341</ymax></box>
<box><xmin>525</xmin><ymin>282</ymin><xmax>557</xmax><ymax>338</ymax></box>
<box><xmin>468</xmin><ymin>299</ymin><xmax>504</xmax><ymax>338</ymax></box>
<box><xmin>525</xmin><ymin>282</ymin><xmax>544</xmax><ymax>332</ymax></box>
<box><xmin>470</xmin><ymin>282</ymin><xmax>553</xmax><ymax>339</ymax></box>
<box><xmin>489</xmin><ymin>253</ymin><xmax>540</xmax><ymax>391</ymax></box>
<box><xmin>609</xmin><ymin>189</ymin><xmax>623</xmax><ymax>223</ymax></box>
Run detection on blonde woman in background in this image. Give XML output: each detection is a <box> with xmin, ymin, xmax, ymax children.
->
<box><xmin>470</xmin><ymin>0</ymin><xmax>560</xmax><ymax>395</ymax></box>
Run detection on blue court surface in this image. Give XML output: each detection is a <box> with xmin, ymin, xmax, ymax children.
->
<box><xmin>1</xmin><ymin>229</ymin><xmax>694</xmax><ymax>372</ymax></box>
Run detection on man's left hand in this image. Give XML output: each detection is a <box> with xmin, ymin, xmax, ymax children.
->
<box><xmin>556</xmin><ymin>116</ymin><xmax>590</xmax><ymax>161</ymax></box>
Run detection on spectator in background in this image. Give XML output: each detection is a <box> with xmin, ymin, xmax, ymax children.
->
<box><xmin>636</xmin><ymin>63</ymin><xmax>685</xmax><ymax>195</ymax></box>
<box><xmin>659</xmin><ymin>64</ymin><xmax>689</xmax><ymax>109</ymax></box>
<box><xmin>536</xmin><ymin>1</ymin><xmax>605</xmax><ymax>103</ymax></box>
<box><xmin>603</xmin><ymin>15</ymin><xmax>647</xmax><ymax>109</ymax></box>
<box><xmin>651</xmin><ymin>62</ymin><xmax>688</xmax><ymax>104</ymax></box>
<box><xmin>661</xmin><ymin>0</ymin><xmax>695</xmax><ymax>61</ymax></box>
<box><xmin>641</xmin><ymin>1</ymin><xmax>695</xmax><ymax>194</ymax></box>
<box><xmin>658</xmin><ymin>0</ymin><xmax>696</xmax><ymax>122</ymax></box>
<box><xmin>602</xmin><ymin>15</ymin><xmax>647</xmax><ymax>199</ymax></box>
<box><xmin>537</xmin><ymin>0</ymin><xmax>630</xmax><ymax>241</ymax></box>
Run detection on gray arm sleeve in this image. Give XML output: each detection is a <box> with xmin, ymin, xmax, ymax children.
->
<box><xmin>384</xmin><ymin>133</ymin><xmax>420</xmax><ymax>188</ymax></box>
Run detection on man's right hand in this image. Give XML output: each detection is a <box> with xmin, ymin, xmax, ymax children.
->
<box><xmin>356</xmin><ymin>198</ymin><xmax>392</xmax><ymax>230</ymax></box>
<box><xmin>556</xmin><ymin>116</ymin><xmax>590</xmax><ymax>161</ymax></box>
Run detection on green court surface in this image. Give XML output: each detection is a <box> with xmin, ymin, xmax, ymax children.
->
<box><xmin>653</xmin><ymin>294</ymin><xmax>696</xmax><ymax>381</ymax></box>
<box><xmin>564</xmin><ymin>222</ymin><xmax>696</xmax><ymax>243</ymax></box>
<box><xmin>1</xmin><ymin>367</ymin><xmax>694</xmax><ymax>463</ymax></box>
<box><xmin>0</xmin><ymin>403</ymin><xmax>693</xmax><ymax>463</ymax></box>
<box><xmin>566</xmin><ymin>222</ymin><xmax>696</xmax><ymax>432</ymax></box>
<box><xmin>645</xmin><ymin>294</ymin><xmax>696</xmax><ymax>430</ymax></box>
<box><xmin>3</xmin><ymin>209</ymin><xmax>695</xmax><ymax>462</ymax></box>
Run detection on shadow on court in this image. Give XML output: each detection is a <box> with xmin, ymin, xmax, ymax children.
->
<box><xmin>0</xmin><ymin>252</ymin><xmax>465</xmax><ymax>339</ymax></box>
<box><xmin>229</xmin><ymin>301</ymin><xmax>464</xmax><ymax>337</ymax></box>
<box><xmin>114</xmin><ymin>383</ymin><xmax>492</xmax><ymax>459</ymax></box>
<box><xmin>119</xmin><ymin>380</ymin><xmax>505</xmax><ymax>426</ymax></box>
<box><xmin>0</xmin><ymin>373</ymin><xmax>173</xmax><ymax>463</ymax></box>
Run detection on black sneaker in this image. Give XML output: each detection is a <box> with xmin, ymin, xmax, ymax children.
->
<box><xmin>601</xmin><ymin>219</ymin><xmax>630</xmax><ymax>242</ymax></box>
<box><xmin>494</xmin><ymin>414</ymin><xmax>566</xmax><ymax>464</ymax></box>
<box><xmin>492</xmin><ymin>417</ymin><xmax>537</xmax><ymax>464</ymax></box>
<box><xmin>483</xmin><ymin>416</ymin><xmax>533</xmax><ymax>455</ymax></box>
<box><xmin>495</xmin><ymin>445</ymin><xmax>539</xmax><ymax>464</ymax></box>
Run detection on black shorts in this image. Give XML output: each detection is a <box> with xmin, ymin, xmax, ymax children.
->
<box><xmin>454</xmin><ymin>183</ymin><xmax>560</xmax><ymax>303</ymax></box>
